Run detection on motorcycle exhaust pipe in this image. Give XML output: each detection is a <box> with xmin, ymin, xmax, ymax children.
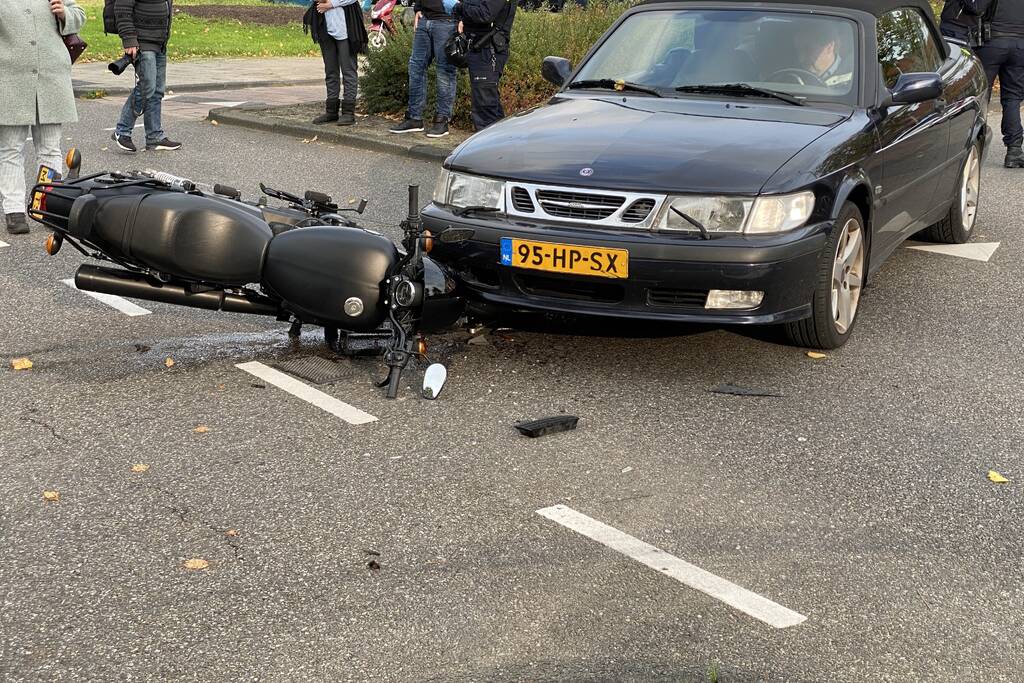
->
<box><xmin>74</xmin><ymin>265</ymin><xmax>280</xmax><ymax>317</ymax></box>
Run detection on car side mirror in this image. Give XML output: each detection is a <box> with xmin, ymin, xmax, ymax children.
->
<box><xmin>542</xmin><ymin>56</ymin><xmax>573</xmax><ymax>87</ymax></box>
<box><xmin>883</xmin><ymin>72</ymin><xmax>943</xmax><ymax>107</ymax></box>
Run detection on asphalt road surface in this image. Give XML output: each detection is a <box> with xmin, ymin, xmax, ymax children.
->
<box><xmin>1</xmin><ymin>91</ymin><xmax>1021</xmax><ymax>682</ymax></box>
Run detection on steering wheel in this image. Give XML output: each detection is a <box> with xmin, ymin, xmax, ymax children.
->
<box><xmin>769</xmin><ymin>68</ymin><xmax>825</xmax><ymax>87</ymax></box>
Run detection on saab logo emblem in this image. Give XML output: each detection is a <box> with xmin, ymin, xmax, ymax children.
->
<box><xmin>579</xmin><ymin>167</ymin><xmax>594</xmax><ymax>177</ymax></box>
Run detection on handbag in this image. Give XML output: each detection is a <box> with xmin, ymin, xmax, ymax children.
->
<box><xmin>58</xmin><ymin>16</ymin><xmax>88</xmax><ymax>64</ymax></box>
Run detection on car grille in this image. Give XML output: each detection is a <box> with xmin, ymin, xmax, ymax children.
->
<box><xmin>647</xmin><ymin>287</ymin><xmax>708</xmax><ymax>308</ymax></box>
<box><xmin>510</xmin><ymin>187</ymin><xmax>535</xmax><ymax>213</ymax></box>
<box><xmin>516</xmin><ymin>272</ymin><xmax>624</xmax><ymax>303</ymax></box>
<box><xmin>506</xmin><ymin>182</ymin><xmax>665</xmax><ymax>228</ymax></box>
<box><xmin>622</xmin><ymin>198</ymin><xmax>656</xmax><ymax>223</ymax></box>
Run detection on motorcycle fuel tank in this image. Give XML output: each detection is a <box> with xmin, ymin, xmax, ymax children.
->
<box><xmin>261</xmin><ymin>226</ymin><xmax>399</xmax><ymax>332</ymax></box>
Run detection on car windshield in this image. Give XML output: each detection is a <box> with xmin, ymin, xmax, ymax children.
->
<box><xmin>573</xmin><ymin>9</ymin><xmax>859</xmax><ymax>105</ymax></box>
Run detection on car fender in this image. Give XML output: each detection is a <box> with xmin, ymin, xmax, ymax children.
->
<box><xmin>831</xmin><ymin>170</ymin><xmax>876</xmax><ymax>278</ymax></box>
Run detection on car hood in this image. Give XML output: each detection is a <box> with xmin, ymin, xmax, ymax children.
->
<box><xmin>448</xmin><ymin>95</ymin><xmax>850</xmax><ymax>195</ymax></box>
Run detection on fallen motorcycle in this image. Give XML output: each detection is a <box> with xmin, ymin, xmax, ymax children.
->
<box><xmin>28</xmin><ymin>151</ymin><xmax>467</xmax><ymax>399</ymax></box>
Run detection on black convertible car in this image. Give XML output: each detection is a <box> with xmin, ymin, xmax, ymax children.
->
<box><xmin>423</xmin><ymin>0</ymin><xmax>989</xmax><ymax>348</ymax></box>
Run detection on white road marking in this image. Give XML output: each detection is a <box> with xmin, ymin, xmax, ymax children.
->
<box><xmin>906</xmin><ymin>241</ymin><xmax>1000</xmax><ymax>262</ymax></box>
<box><xmin>62</xmin><ymin>278</ymin><xmax>152</xmax><ymax>316</ymax></box>
<box><xmin>536</xmin><ymin>505</ymin><xmax>807</xmax><ymax>629</ymax></box>
<box><xmin>204</xmin><ymin>101</ymin><xmax>247</xmax><ymax>108</ymax></box>
<box><xmin>103</xmin><ymin>123</ymin><xmax>145</xmax><ymax>132</ymax></box>
<box><xmin>235</xmin><ymin>361</ymin><xmax>377</xmax><ymax>425</ymax></box>
<box><xmin>0</xmin><ymin>239</ymin><xmax>8</xmax><ymax>248</ymax></box>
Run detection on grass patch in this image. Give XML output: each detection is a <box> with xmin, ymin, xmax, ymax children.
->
<box><xmin>75</xmin><ymin>0</ymin><xmax>319</xmax><ymax>63</ymax></box>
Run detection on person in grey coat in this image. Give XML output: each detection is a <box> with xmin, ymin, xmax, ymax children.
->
<box><xmin>0</xmin><ymin>0</ymin><xmax>85</xmax><ymax>235</ymax></box>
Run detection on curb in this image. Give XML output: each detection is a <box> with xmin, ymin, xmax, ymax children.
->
<box><xmin>73</xmin><ymin>77</ymin><xmax>322</xmax><ymax>98</ymax></box>
<box><xmin>207</xmin><ymin>106</ymin><xmax>456</xmax><ymax>162</ymax></box>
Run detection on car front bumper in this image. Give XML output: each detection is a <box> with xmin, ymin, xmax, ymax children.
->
<box><xmin>422</xmin><ymin>205</ymin><xmax>830</xmax><ymax>325</ymax></box>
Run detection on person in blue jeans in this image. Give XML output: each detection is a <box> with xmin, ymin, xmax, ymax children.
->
<box><xmin>389</xmin><ymin>0</ymin><xmax>457</xmax><ymax>138</ymax></box>
<box><xmin>109</xmin><ymin>0</ymin><xmax>180</xmax><ymax>153</ymax></box>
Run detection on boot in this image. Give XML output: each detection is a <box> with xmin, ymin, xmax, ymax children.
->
<box><xmin>312</xmin><ymin>98</ymin><xmax>340</xmax><ymax>125</ymax></box>
<box><xmin>337</xmin><ymin>100</ymin><xmax>356</xmax><ymax>126</ymax></box>
<box><xmin>1005</xmin><ymin>146</ymin><xmax>1024</xmax><ymax>168</ymax></box>
<box><xmin>4</xmin><ymin>213</ymin><xmax>29</xmax><ymax>235</ymax></box>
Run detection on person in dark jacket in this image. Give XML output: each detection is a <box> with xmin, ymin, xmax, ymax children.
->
<box><xmin>110</xmin><ymin>0</ymin><xmax>181</xmax><ymax>153</ymax></box>
<box><xmin>389</xmin><ymin>0</ymin><xmax>458</xmax><ymax>138</ymax></box>
<box><xmin>305</xmin><ymin>0</ymin><xmax>367</xmax><ymax>125</ymax></box>
<box><xmin>453</xmin><ymin>0</ymin><xmax>515</xmax><ymax>131</ymax></box>
<box><xmin>970</xmin><ymin>0</ymin><xmax>1024</xmax><ymax>167</ymax></box>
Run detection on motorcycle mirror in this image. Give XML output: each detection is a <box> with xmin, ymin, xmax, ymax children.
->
<box><xmin>439</xmin><ymin>228</ymin><xmax>475</xmax><ymax>244</ymax></box>
<box><xmin>64</xmin><ymin>148</ymin><xmax>81</xmax><ymax>180</ymax></box>
<box><xmin>422</xmin><ymin>363</ymin><xmax>448</xmax><ymax>400</ymax></box>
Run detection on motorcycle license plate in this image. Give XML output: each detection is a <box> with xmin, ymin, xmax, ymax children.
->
<box><xmin>499</xmin><ymin>238</ymin><xmax>628</xmax><ymax>279</ymax></box>
<box><xmin>30</xmin><ymin>165</ymin><xmax>62</xmax><ymax>220</ymax></box>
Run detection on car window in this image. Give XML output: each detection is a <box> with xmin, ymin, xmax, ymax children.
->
<box><xmin>573</xmin><ymin>10</ymin><xmax>859</xmax><ymax>104</ymax></box>
<box><xmin>877</xmin><ymin>8</ymin><xmax>944</xmax><ymax>88</ymax></box>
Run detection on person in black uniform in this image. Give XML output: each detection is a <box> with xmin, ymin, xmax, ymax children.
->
<box><xmin>452</xmin><ymin>0</ymin><xmax>516</xmax><ymax>131</ymax></box>
<box><xmin>971</xmin><ymin>0</ymin><xmax>1024</xmax><ymax>168</ymax></box>
<box><xmin>939</xmin><ymin>0</ymin><xmax>986</xmax><ymax>44</ymax></box>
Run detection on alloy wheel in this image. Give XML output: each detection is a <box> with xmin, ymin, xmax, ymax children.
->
<box><xmin>960</xmin><ymin>145</ymin><xmax>980</xmax><ymax>232</ymax></box>
<box><xmin>830</xmin><ymin>217</ymin><xmax>865</xmax><ymax>335</ymax></box>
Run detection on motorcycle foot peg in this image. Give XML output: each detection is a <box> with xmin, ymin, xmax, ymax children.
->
<box><xmin>324</xmin><ymin>326</ymin><xmax>340</xmax><ymax>353</ymax></box>
<box><xmin>288</xmin><ymin>321</ymin><xmax>302</xmax><ymax>338</ymax></box>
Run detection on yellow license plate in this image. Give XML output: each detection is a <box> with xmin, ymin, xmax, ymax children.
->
<box><xmin>499</xmin><ymin>238</ymin><xmax>628</xmax><ymax>279</ymax></box>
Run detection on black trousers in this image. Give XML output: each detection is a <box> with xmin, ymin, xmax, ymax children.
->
<box><xmin>320</xmin><ymin>37</ymin><xmax>358</xmax><ymax>102</ymax></box>
<box><xmin>976</xmin><ymin>36</ymin><xmax>1024</xmax><ymax>148</ymax></box>
<box><xmin>466</xmin><ymin>46</ymin><xmax>509</xmax><ymax>131</ymax></box>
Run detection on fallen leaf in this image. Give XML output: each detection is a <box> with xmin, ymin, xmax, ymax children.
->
<box><xmin>164</xmin><ymin>357</ymin><xmax>175</xmax><ymax>368</ymax></box>
<box><xmin>806</xmin><ymin>352</ymin><xmax>827</xmax><ymax>359</ymax></box>
<box><xmin>100</xmin><ymin>146</ymin><xmax>109</xmax><ymax>151</ymax></box>
<box><xmin>621</xmin><ymin>466</ymin><xmax>633</xmax><ymax>474</ymax></box>
<box><xmin>130</xmin><ymin>463</ymin><xmax>149</xmax><ymax>473</ymax></box>
<box><xmin>988</xmin><ymin>470</ymin><xmax>1009</xmax><ymax>484</ymax></box>
<box><xmin>183</xmin><ymin>558</ymin><xmax>209</xmax><ymax>570</ymax></box>
<box><xmin>11</xmin><ymin>358</ymin><xmax>33</xmax><ymax>370</ymax></box>
<box><xmin>216</xmin><ymin>384</ymin><xmax>225</xmax><ymax>391</ymax></box>
<box><xmin>225</xmin><ymin>529</ymin><xmax>238</xmax><ymax>537</ymax></box>
<box><xmin>194</xmin><ymin>425</ymin><xmax>210</xmax><ymax>434</ymax></box>
<box><xmin>210</xmin><ymin>120</ymin><xmax>219</xmax><ymax>126</ymax></box>
<box><xmin>42</xmin><ymin>490</ymin><xmax>60</xmax><ymax>502</ymax></box>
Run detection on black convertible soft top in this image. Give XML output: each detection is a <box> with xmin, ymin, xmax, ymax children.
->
<box><xmin>642</xmin><ymin>0</ymin><xmax>937</xmax><ymax>20</ymax></box>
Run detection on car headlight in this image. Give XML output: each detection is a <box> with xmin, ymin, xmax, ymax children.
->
<box><xmin>745</xmin><ymin>191</ymin><xmax>815</xmax><ymax>234</ymax></box>
<box><xmin>656</xmin><ymin>191</ymin><xmax>815</xmax><ymax>235</ymax></box>
<box><xmin>436</xmin><ymin>170</ymin><xmax>505</xmax><ymax>211</ymax></box>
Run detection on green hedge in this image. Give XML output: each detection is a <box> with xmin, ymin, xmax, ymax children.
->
<box><xmin>361</xmin><ymin>1</ymin><xmax>943</xmax><ymax>130</ymax></box>
<box><xmin>360</xmin><ymin>3</ymin><xmax>631</xmax><ymax>129</ymax></box>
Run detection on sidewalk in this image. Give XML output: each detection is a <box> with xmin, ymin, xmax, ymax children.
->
<box><xmin>73</xmin><ymin>56</ymin><xmax>323</xmax><ymax>97</ymax></box>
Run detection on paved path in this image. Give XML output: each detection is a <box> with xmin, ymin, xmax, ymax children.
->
<box><xmin>72</xmin><ymin>56</ymin><xmax>324</xmax><ymax>97</ymax></box>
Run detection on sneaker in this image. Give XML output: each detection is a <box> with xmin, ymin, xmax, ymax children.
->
<box><xmin>147</xmin><ymin>138</ymin><xmax>183</xmax><ymax>151</ymax></box>
<box><xmin>389</xmin><ymin>118</ymin><xmax>424</xmax><ymax>134</ymax></box>
<box><xmin>111</xmin><ymin>133</ymin><xmax>137</xmax><ymax>153</ymax></box>
<box><xmin>4</xmin><ymin>213</ymin><xmax>29</xmax><ymax>235</ymax></box>
<box><xmin>1005</xmin><ymin>146</ymin><xmax>1024</xmax><ymax>168</ymax></box>
<box><xmin>425</xmin><ymin>119</ymin><xmax>450</xmax><ymax>138</ymax></box>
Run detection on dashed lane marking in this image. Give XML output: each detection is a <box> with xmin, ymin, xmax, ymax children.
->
<box><xmin>906</xmin><ymin>241</ymin><xmax>1000</xmax><ymax>262</ymax></box>
<box><xmin>62</xmin><ymin>279</ymin><xmax>152</xmax><ymax>316</ymax></box>
<box><xmin>235</xmin><ymin>361</ymin><xmax>378</xmax><ymax>425</ymax></box>
<box><xmin>536</xmin><ymin>505</ymin><xmax>807</xmax><ymax>629</ymax></box>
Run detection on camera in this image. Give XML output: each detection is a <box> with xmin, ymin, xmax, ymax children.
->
<box><xmin>108</xmin><ymin>54</ymin><xmax>135</xmax><ymax>76</ymax></box>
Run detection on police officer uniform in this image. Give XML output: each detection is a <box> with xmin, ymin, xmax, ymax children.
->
<box><xmin>971</xmin><ymin>0</ymin><xmax>1024</xmax><ymax>167</ymax></box>
<box><xmin>939</xmin><ymin>0</ymin><xmax>987</xmax><ymax>43</ymax></box>
<box><xmin>453</xmin><ymin>0</ymin><xmax>516</xmax><ymax>131</ymax></box>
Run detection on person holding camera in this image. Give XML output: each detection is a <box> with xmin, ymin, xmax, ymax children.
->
<box><xmin>0</xmin><ymin>0</ymin><xmax>86</xmax><ymax>236</ymax></box>
<box><xmin>389</xmin><ymin>0</ymin><xmax>458</xmax><ymax>138</ymax></box>
<box><xmin>109</xmin><ymin>0</ymin><xmax>181</xmax><ymax>153</ymax></box>
<box><xmin>452</xmin><ymin>0</ymin><xmax>515</xmax><ymax>131</ymax></box>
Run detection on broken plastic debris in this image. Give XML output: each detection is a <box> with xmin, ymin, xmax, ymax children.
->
<box><xmin>988</xmin><ymin>470</ymin><xmax>1009</xmax><ymax>484</ymax></box>
<box><xmin>708</xmin><ymin>383</ymin><xmax>782</xmax><ymax>397</ymax></box>
<box><xmin>514</xmin><ymin>415</ymin><xmax>580</xmax><ymax>438</ymax></box>
<box><xmin>367</xmin><ymin>560</ymin><xmax>382</xmax><ymax>571</ymax></box>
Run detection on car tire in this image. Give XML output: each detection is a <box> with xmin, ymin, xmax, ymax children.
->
<box><xmin>784</xmin><ymin>201</ymin><xmax>866</xmax><ymax>350</ymax></box>
<box><xmin>924</xmin><ymin>141</ymin><xmax>981</xmax><ymax>244</ymax></box>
